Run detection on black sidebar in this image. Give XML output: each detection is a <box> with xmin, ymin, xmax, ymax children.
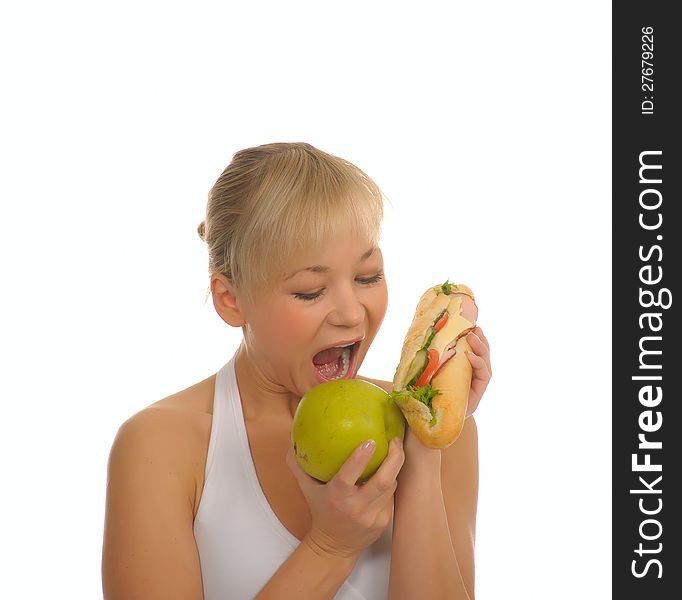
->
<box><xmin>613</xmin><ymin>3</ymin><xmax>681</xmax><ymax>598</ymax></box>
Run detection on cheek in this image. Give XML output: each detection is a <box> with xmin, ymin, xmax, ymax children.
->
<box><xmin>372</xmin><ymin>283</ymin><xmax>389</xmax><ymax>318</ymax></box>
<box><xmin>267</xmin><ymin>304</ymin><xmax>316</xmax><ymax>348</ymax></box>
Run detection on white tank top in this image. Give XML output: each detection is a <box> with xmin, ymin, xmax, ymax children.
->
<box><xmin>193</xmin><ymin>353</ymin><xmax>393</xmax><ymax>599</ymax></box>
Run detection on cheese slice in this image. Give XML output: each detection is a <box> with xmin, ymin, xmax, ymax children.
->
<box><xmin>429</xmin><ymin>296</ymin><xmax>475</xmax><ymax>357</ymax></box>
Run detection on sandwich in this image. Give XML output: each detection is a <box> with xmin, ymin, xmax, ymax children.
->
<box><xmin>389</xmin><ymin>280</ymin><xmax>478</xmax><ymax>449</ymax></box>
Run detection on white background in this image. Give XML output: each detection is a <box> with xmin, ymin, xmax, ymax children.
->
<box><xmin>0</xmin><ymin>1</ymin><xmax>611</xmax><ymax>598</ymax></box>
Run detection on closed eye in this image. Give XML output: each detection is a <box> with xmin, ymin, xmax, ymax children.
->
<box><xmin>293</xmin><ymin>272</ymin><xmax>384</xmax><ymax>302</ymax></box>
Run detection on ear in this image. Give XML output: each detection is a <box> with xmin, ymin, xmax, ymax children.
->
<box><xmin>211</xmin><ymin>273</ymin><xmax>248</xmax><ymax>327</ymax></box>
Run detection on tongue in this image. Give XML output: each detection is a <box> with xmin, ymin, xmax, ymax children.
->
<box><xmin>313</xmin><ymin>347</ymin><xmax>344</xmax><ymax>365</ymax></box>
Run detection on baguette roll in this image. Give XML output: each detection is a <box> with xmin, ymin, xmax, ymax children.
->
<box><xmin>390</xmin><ymin>281</ymin><xmax>478</xmax><ymax>449</ymax></box>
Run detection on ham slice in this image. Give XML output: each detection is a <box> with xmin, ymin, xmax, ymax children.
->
<box><xmin>456</xmin><ymin>292</ymin><xmax>478</xmax><ymax>324</ymax></box>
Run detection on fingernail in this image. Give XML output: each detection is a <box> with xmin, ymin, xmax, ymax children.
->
<box><xmin>362</xmin><ymin>439</ymin><xmax>376</xmax><ymax>453</ymax></box>
<box><xmin>394</xmin><ymin>437</ymin><xmax>403</xmax><ymax>449</ymax></box>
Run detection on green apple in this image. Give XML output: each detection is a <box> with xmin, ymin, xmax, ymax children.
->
<box><xmin>291</xmin><ymin>378</ymin><xmax>405</xmax><ymax>484</ymax></box>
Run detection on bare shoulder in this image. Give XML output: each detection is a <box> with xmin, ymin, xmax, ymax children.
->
<box><xmin>112</xmin><ymin>402</ymin><xmax>205</xmax><ymax>489</ymax></box>
<box><xmin>149</xmin><ymin>372</ymin><xmax>217</xmax><ymax>415</ymax></box>
<box><xmin>121</xmin><ymin>373</ymin><xmax>217</xmax><ymax>505</ymax></box>
<box><xmin>102</xmin><ymin>373</ymin><xmax>217</xmax><ymax>599</ymax></box>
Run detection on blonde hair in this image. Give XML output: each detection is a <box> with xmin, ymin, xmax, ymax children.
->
<box><xmin>198</xmin><ymin>142</ymin><xmax>386</xmax><ymax>308</ymax></box>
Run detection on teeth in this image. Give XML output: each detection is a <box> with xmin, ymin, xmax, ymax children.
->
<box><xmin>328</xmin><ymin>347</ymin><xmax>351</xmax><ymax>380</ymax></box>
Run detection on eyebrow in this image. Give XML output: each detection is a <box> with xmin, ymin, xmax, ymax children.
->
<box><xmin>284</xmin><ymin>247</ymin><xmax>377</xmax><ymax>281</ymax></box>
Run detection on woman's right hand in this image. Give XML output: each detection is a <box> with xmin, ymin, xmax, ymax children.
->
<box><xmin>286</xmin><ymin>437</ymin><xmax>405</xmax><ymax>560</ymax></box>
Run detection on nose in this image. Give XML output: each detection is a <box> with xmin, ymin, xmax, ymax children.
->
<box><xmin>326</xmin><ymin>283</ymin><xmax>365</xmax><ymax>328</ymax></box>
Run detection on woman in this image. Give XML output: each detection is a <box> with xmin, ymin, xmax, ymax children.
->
<box><xmin>101</xmin><ymin>142</ymin><xmax>492</xmax><ymax>599</ymax></box>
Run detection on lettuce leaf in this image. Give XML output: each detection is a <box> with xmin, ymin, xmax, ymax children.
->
<box><xmin>389</xmin><ymin>383</ymin><xmax>440</xmax><ymax>409</ymax></box>
<box><xmin>439</xmin><ymin>279</ymin><xmax>459</xmax><ymax>295</ymax></box>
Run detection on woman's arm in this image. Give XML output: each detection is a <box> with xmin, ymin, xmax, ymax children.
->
<box><xmin>440</xmin><ymin>415</ymin><xmax>478</xmax><ymax>596</ymax></box>
<box><xmin>102</xmin><ymin>407</ymin><xmax>205</xmax><ymax>600</ymax></box>
<box><xmin>254</xmin><ymin>535</ymin><xmax>358</xmax><ymax>599</ymax></box>
<box><xmin>389</xmin><ymin>427</ymin><xmax>473</xmax><ymax>600</ymax></box>
<box><xmin>357</xmin><ymin>375</ymin><xmax>478</xmax><ymax>600</ymax></box>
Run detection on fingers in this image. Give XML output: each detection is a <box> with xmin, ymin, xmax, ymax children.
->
<box><xmin>471</xmin><ymin>326</ymin><xmax>489</xmax><ymax>351</ymax></box>
<box><xmin>465</xmin><ymin>346</ymin><xmax>491</xmax><ymax>416</ymax></box>
<box><xmin>466</xmin><ymin>350</ymin><xmax>491</xmax><ymax>394</ymax></box>
<box><xmin>466</xmin><ymin>327</ymin><xmax>492</xmax><ymax>377</ymax></box>
<box><xmin>289</xmin><ymin>436</ymin><xmax>405</xmax><ymax>504</ymax></box>
<box><xmin>466</xmin><ymin>349</ymin><xmax>491</xmax><ymax>379</ymax></box>
<box><xmin>328</xmin><ymin>439</ymin><xmax>379</xmax><ymax>493</ymax></box>
<box><xmin>360</xmin><ymin>437</ymin><xmax>405</xmax><ymax>504</ymax></box>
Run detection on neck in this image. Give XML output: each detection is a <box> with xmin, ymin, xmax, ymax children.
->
<box><xmin>234</xmin><ymin>342</ymin><xmax>301</xmax><ymax>421</ymax></box>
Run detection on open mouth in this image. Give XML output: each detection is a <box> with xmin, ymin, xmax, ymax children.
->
<box><xmin>312</xmin><ymin>341</ymin><xmax>361</xmax><ymax>383</ymax></box>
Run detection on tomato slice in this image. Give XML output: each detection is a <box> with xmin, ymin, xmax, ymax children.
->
<box><xmin>415</xmin><ymin>348</ymin><xmax>440</xmax><ymax>387</ymax></box>
<box><xmin>434</xmin><ymin>311</ymin><xmax>449</xmax><ymax>333</ymax></box>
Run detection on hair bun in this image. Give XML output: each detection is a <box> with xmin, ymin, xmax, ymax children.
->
<box><xmin>197</xmin><ymin>220</ymin><xmax>206</xmax><ymax>242</ymax></box>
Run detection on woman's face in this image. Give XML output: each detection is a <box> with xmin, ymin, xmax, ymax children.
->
<box><xmin>241</xmin><ymin>226</ymin><xmax>388</xmax><ymax>398</ymax></box>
